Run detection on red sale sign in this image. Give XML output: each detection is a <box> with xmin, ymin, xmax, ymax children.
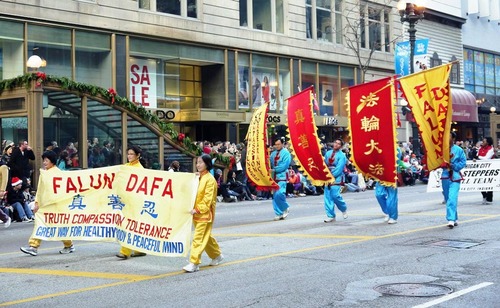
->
<box><xmin>129</xmin><ymin>58</ymin><xmax>157</xmax><ymax>108</ymax></box>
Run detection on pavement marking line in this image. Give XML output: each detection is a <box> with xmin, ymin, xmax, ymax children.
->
<box><xmin>0</xmin><ymin>267</ymin><xmax>151</xmax><ymax>280</ymax></box>
<box><xmin>0</xmin><ymin>237</ymin><xmax>374</xmax><ymax>306</ymax></box>
<box><xmin>412</xmin><ymin>282</ymin><xmax>494</xmax><ymax>308</ymax></box>
<box><xmin>3</xmin><ymin>214</ymin><xmax>500</xmax><ymax>305</ymax></box>
<box><xmin>213</xmin><ymin>233</ymin><xmax>376</xmax><ymax>239</ymax></box>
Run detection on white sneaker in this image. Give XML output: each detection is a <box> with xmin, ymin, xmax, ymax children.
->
<box><xmin>274</xmin><ymin>215</ymin><xmax>282</xmax><ymax>221</ymax></box>
<box><xmin>209</xmin><ymin>254</ymin><xmax>224</xmax><ymax>266</ymax></box>
<box><xmin>282</xmin><ymin>209</ymin><xmax>289</xmax><ymax>219</ymax></box>
<box><xmin>342</xmin><ymin>212</ymin><xmax>348</xmax><ymax>219</ymax></box>
<box><xmin>59</xmin><ymin>245</ymin><xmax>75</xmax><ymax>254</ymax></box>
<box><xmin>383</xmin><ymin>215</ymin><xmax>390</xmax><ymax>222</ymax></box>
<box><xmin>324</xmin><ymin>217</ymin><xmax>336</xmax><ymax>223</ymax></box>
<box><xmin>447</xmin><ymin>221</ymin><xmax>454</xmax><ymax>229</ymax></box>
<box><xmin>387</xmin><ymin>218</ymin><xmax>397</xmax><ymax>224</ymax></box>
<box><xmin>4</xmin><ymin>217</ymin><xmax>11</xmax><ymax>228</ymax></box>
<box><xmin>183</xmin><ymin>263</ymin><xmax>199</xmax><ymax>272</ymax></box>
<box><xmin>20</xmin><ymin>246</ymin><xmax>38</xmax><ymax>256</ymax></box>
<box><xmin>482</xmin><ymin>198</ymin><xmax>487</xmax><ymax>205</ymax></box>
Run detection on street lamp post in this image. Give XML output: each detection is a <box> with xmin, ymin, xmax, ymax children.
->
<box><xmin>398</xmin><ymin>0</ymin><xmax>425</xmax><ymax>157</ymax></box>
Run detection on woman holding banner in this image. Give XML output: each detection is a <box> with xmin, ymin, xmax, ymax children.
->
<box><xmin>20</xmin><ymin>151</ymin><xmax>75</xmax><ymax>256</ymax></box>
<box><xmin>116</xmin><ymin>145</ymin><xmax>148</xmax><ymax>259</ymax></box>
<box><xmin>183</xmin><ymin>154</ymin><xmax>224</xmax><ymax>273</ymax></box>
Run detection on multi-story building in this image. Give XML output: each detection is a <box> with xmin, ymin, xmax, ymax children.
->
<box><xmin>462</xmin><ymin>0</ymin><xmax>500</xmax><ymax>145</ymax></box>
<box><xmin>397</xmin><ymin>0</ymin><xmax>479</xmax><ymax>147</ymax></box>
<box><xmin>0</xmin><ymin>0</ymin><xmax>399</xmax><ymax>174</ymax></box>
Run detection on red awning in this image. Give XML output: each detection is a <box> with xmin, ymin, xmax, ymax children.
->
<box><xmin>451</xmin><ymin>89</ymin><xmax>478</xmax><ymax>122</ymax></box>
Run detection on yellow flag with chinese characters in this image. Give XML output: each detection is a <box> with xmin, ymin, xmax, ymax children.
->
<box><xmin>245</xmin><ymin>103</ymin><xmax>279</xmax><ymax>191</ymax></box>
<box><xmin>399</xmin><ymin>63</ymin><xmax>452</xmax><ymax>171</ymax></box>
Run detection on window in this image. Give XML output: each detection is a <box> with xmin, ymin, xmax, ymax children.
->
<box><xmin>138</xmin><ymin>0</ymin><xmax>197</xmax><ymax>18</ymax></box>
<box><xmin>430</xmin><ymin>51</ymin><xmax>442</xmax><ymax>68</ymax></box>
<box><xmin>75</xmin><ymin>31</ymin><xmax>112</xmax><ymax>89</ymax></box>
<box><xmin>306</xmin><ymin>0</ymin><xmax>342</xmax><ymax>43</ymax></box>
<box><xmin>360</xmin><ymin>4</ymin><xmax>390</xmax><ymax>52</ymax></box>
<box><xmin>450</xmin><ymin>56</ymin><xmax>459</xmax><ymax>85</ymax></box>
<box><xmin>240</xmin><ymin>0</ymin><xmax>284</xmax><ymax>33</ymax></box>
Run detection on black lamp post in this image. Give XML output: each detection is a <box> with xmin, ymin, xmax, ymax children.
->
<box><xmin>398</xmin><ymin>0</ymin><xmax>425</xmax><ymax>157</ymax></box>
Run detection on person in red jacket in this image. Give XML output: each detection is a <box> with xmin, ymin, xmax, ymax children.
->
<box><xmin>477</xmin><ymin>137</ymin><xmax>495</xmax><ymax>204</ymax></box>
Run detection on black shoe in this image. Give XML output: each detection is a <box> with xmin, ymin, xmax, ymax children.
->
<box><xmin>223</xmin><ymin>197</ymin><xmax>235</xmax><ymax>203</ymax></box>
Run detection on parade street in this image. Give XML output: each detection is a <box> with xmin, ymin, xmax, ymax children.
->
<box><xmin>2</xmin><ymin>183</ymin><xmax>500</xmax><ymax>307</ymax></box>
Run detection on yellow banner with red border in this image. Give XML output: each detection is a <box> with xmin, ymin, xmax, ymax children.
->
<box><xmin>245</xmin><ymin>103</ymin><xmax>279</xmax><ymax>190</ymax></box>
<box><xmin>399</xmin><ymin>63</ymin><xmax>452</xmax><ymax>171</ymax></box>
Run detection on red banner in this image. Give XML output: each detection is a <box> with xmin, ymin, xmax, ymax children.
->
<box><xmin>287</xmin><ymin>86</ymin><xmax>334</xmax><ymax>185</ymax></box>
<box><xmin>347</xmin><ymin>77</ymin><xmax>397</xmax><ymax>187</ymax></box>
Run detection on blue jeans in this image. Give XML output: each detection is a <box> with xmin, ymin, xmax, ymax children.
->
<box><xmin>11</xmin><ymin>201</ymin><xmax>33</xmax><ymax>220</ymax></box>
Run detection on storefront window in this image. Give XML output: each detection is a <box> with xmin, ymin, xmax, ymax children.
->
<box><xmin>252</xmin><ymin>54</ymin><xmax>277</xmax><ymax>110</ymax></box>
<box><xmin>42</xmin><ymin>92</ymin><xmax>79</xmax><ymax>168</ymax></box>
<box><xmin>127</xmin><ymin>116</ymin><xmax>159</xmax><ymax>169</ymax></box>
<box><xmin>339</xmin><ymin>66</ymin><xmax>355</xmax><ymax>117</ymax></box>
<box><xmin>1</xmin><ymin>117</ymin><xmax>27</xmax><ymax>146</ymax></box>
<box><xmin>278</xmin><ymin>58</ymin><xmax>291</xmax><ymax>113</ymax></box>
<box><xmin>474</xmin><ymin>51</ymin><xmax>485</xmax><ymax>94</ymax></box>
<box><xmin>319</xmin><ymin>63</ymin><xmax>338</xmax><ymax>116</ymax></box>
<box><xmin>75</xmin><ymin>31</ymin><xmax>112</xmax><ymax>89</ymax></box>
<box><xmin>87</xmin><ymin>99</ymin><xmax>123</xmax><ymax>168</ymax></box>
<box><xmin>0</xmin><ymin>20</ymin><xmax>24</xmax><ymax>79</ymax></box>
<box><xmin>238</xmin><ymin>53</ymin><xmax>250</xmax><ymax>110</ymax></box>
<box><xmin>28</xmin><ymin>25</ymin><xmax>71</xmax><ymax>78</ymax></box>
<box><xmin>301</xmin><ymin>60</ymin><xmax>317</xmax><ymax>95</ymax></box>
<box><xmin>496</xmin><ymin>55</ymin><xmax>500</xmax><ymax>96</ymax></box>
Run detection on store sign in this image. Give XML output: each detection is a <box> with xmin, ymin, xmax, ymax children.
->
<box><xmin>323</xmin><ymin>116</ymin><xmax>338</xmax><ymax>126</ymax></box>
<box><xmin>267</xmin><ymin>115</ymin><xmax>285</xmax><ymax>124</ymax></box>
<box><xmin>155</xmin><ymin>109</ymin><xmax>177</xmax><ymax>120</ymax></box>
<box><xmin>129</xmin><ymin>58</ymin><xmax>157</xmax><ymax>109</ymax></box>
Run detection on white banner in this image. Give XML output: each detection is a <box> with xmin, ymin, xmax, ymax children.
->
<box><xmin>427</xmin><ymin>159</ymin><xmax>500</xmax><ymax>192</ymax></box>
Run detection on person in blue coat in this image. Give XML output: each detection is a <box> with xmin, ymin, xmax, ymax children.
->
<box><xmin>375</xmin><ymin>146</ymin><xmax>403</xmax><ymax>224</ymax></box>
<box><xmin>323</xmin><ymin>138</ymin><xmax>348</xmax><ymax>222</ymax></box>
<box><xmin>441</xmin><ymin>132</ymin><xmax>467</xmax><ymax>228</ymax></box>
<box><xmin>270</xmin><ymin>137</ymin><xmax>291</xmax><ymax>221</ymax></box>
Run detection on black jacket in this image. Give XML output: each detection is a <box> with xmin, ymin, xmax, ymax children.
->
<box><xmin>8</xmin><ymin>147</ymin><xmax>35</xmax><ymax>178</ymax></box>
<box><xmin>7</xmin><ymin>187</ymin><xmax>25</xmax><ymax>205</ymax></box>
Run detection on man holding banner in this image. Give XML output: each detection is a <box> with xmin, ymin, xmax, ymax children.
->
<box><xmin>270</xmin><ymin>137</ymin><xmax>291</xmax><ymax>221</ymax></box>
<box><xmin>323</xmin><ymin>138</ymin><xmax>348</xmax><ymax>223</ymax></box>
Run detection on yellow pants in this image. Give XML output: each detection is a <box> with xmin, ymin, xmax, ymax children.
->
<box><xmin>29</xmin><ymin>238</ymin><xmax>73</xmax><ymax>249</ymax></box>
<box><xmin>118</xmin><ymin>246</ymin><xmax>142</xmax><ymax>257</ymax></box>
<box><xmin>189</xmin><ymin>221</ymin><xmax>221</xmax><ymax>265</ymax></box>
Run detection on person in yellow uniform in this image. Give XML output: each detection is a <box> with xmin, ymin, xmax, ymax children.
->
<box><xmin>116</xmin><ymin>145</ymin><xmax>147</xmax><ymax>259</ymax></box>
<box><xmin>20</xmin><ymin>151</ymin><xmax>75</xmax><ymax>256</ymax></box>
<box><xmin>183</xmin><ymin>154</ymin><xmax>224</xmax><ymax>272</ymax></box>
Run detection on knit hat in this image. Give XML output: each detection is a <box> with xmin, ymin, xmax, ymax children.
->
<box><xmin>11</xmin><ymin>177</ymin><xmax>22</xmax><ymax>187</ymax></box>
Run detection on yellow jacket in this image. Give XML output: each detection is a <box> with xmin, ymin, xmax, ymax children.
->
<box><xmin>192</xmin><ymin>171</ymin><xmax>217</xmax><ymax>223</ymax></box>
<box><xmin>125</xmin><ymin>159</ymin><xmax>143</xmax><ymax>168</ymax></box>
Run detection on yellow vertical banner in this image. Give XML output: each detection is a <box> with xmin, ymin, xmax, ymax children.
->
<box><xmin>245</xmin><ymin>103</ymin><xmax>279</xmax><ymax>190</ymax></box>
<box><xmin>399</xmin><ymin>63</ymin><xmax>453</xmax><ymax>171</ymax></box>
